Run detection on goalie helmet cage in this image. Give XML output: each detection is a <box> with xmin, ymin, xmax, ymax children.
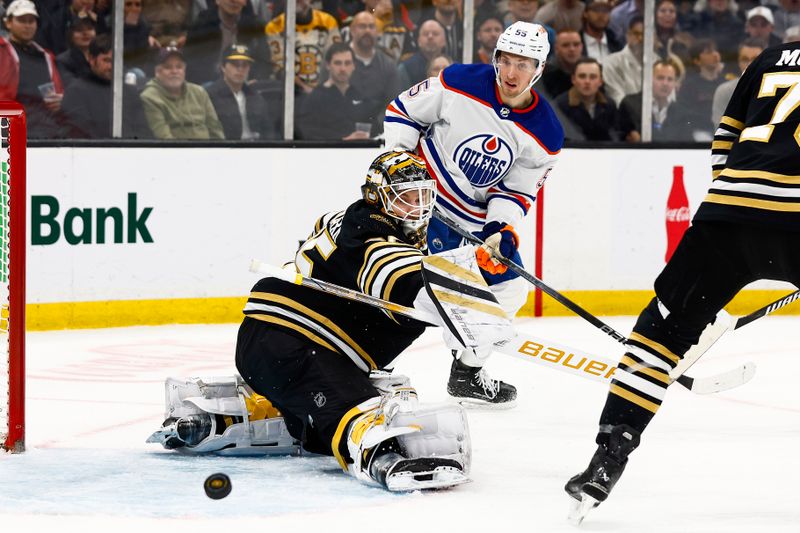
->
<box><xmin>0</xmin><ymin>102</ymin><xmax>26</xmax><ymax>453</ymax></box>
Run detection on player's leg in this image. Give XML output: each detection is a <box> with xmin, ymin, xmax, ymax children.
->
<box><xmin>567</xmin><ymin>221</ymin><xmax>757</xmax><ymax>504</ymax></box>
<box><xmin>428</xmin><ymin>218</ymin><xmax>519</xmax><ymax>406</ymax></box>
<box><xmin>234</xmin><ymin>318</ymin><xmax>379</xmax><ymax>453</ymax></box>
<box><xmin>448</xmin><ymin>262</ymin><xmax>524</xmax><ymax>406</ymax></box>
<box><xmin>236</xmin><ymin>319</ymin><xmax>470</xmax><ymax>490</ymax></box>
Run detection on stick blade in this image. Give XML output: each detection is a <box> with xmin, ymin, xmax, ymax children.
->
<box><xmin>687</xmin><ymin>362</ymin><xmax>757</xmax><ymax>395</ymax></box>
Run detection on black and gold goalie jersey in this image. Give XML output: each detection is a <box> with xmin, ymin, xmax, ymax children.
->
<box><xmin>696</xmin><ymin>42</ymin><xmax>800</xmax><ymax>231</ymax></box>
<box><xmin>243</xmin><ymin>200</ymin><xmax>428</xmax><ymax>372</ymax></box>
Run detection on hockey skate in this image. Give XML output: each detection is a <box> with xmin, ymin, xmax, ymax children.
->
<box><xmin>147</xmin><ymin>414</ymin><xmax>212</xmax><ymax>449</ymax></box>
<box><xmin>447</xmin><ymin>357</ymin><xmax>517</xmax><ymax>407</ymax></box>
<box><xmin>565</xmin><ymin>425</ymin><xmax>640</xmax><ymax>525</ymax></box>
<box><xmin>370</xmin><ymin>451</ymin><xmax>469</xmax><ymax>491</ymax></box>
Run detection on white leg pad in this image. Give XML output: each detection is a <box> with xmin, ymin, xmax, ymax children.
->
<box><xmin>151</xmin><ymin>376</ymin><xmax>299</xmax><ymax>456</ymax></box>
<box><xmin>392</xmin><ymin>403</ymin><xmax>471</xmax><ymax>474</ymax></box>
<box><xmin>165</xmin><ymin>376</ymin><xmax>249</xmax><ymax>419</ymax></box>
<box><xmin>490</xmin><ymin>275</ymin><xmax>527</xmax><ymax>319</ymax></box>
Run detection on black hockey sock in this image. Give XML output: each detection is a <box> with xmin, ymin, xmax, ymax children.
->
<box><xmin>597</xmin><ymin>391</ymin><xmax>655</xmax><ymax>440</ymax></box>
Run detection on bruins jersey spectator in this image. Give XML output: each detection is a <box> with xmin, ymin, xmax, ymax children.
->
<box><xmin>372</xmin><ymin>0</ymin><xmax>414</xmax><ymax>63</ymax></box>
<box><xmin>265</xmin><ymin>0</ymin><xmax>340</xmax><ymax>94</ymax></box>
<box><xmin>566</xmin><ymin>41</ymin><xmax>800</xmax><ymax>514</ymax></box>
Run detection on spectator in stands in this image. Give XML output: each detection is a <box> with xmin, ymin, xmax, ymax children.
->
<box><xmin>420</xmin><ymin>0</ymin><xmax>463</xmax><ymax>61</ymax></box>
<box><xmin>122</xmin><ymin>0</ymin><xmax>155</xmax><ymax>74</ymax></box>
<box><xmin>427</xmin><ymin>53</ymin><xmax>452</xmax><ymax>77</ymax></box>
<box><xmin>266</xmin><ymin>0</ymin><xmax>341</xmax><ymax>95</ymax></box>
<box><xmin>140</xmin><ymin>46</ymin><xmax>225</xmax><ymax>139</ymax></box>
<box><xmin>0</xmin><ymin>0</ymin><xmax>67</xmax><ymax>138</ymax></box>
<box><xmin>774</xmin><ymin>0</ymin><xmax>800</xmax><ymax>39</ymax></box>
<box><xmin>347</xmin><ymin>11</ymin><xmax>400</xmax><ymax>135</ymax></box>
<box><xmin>206</xmin><ymin>44</ymin><xmax>277</xmax><ymax>140</ymax></box>
<box><xmin>542</xmin><ymin>29</ymin><xmax>583</xmax><ymax>99</ymax></box>
<box><xmin>608</xmin><ymin>0</ymin><xmax>643</xmax><ymax>45</ymax></box>
<box><xmin>580</xmin><ymin>0</ymin><xmax>622</xmax><ymax>63</ymax></box>
<box><xmin>372</xmin><ymin>0</ymin><xmax>415</xmax><ymax>62</ymax></box>
<box><xmin>503</xmin><ymin>0</ymin><xmax>556</xmax><ymax>52</ymax></box>
<box><xmin>296</xmin><ymin>42</ymin><xmax>378</xmax><ymax>140</ymax></box>
<box><xmin>744</xmin><ymin>6</ymin><xmax>782</xmax><ymax>48</ymax></box>
<box><xmin>398</xmin><ymin>19</ymin><xmax>446</xmax><ymax>88</ymax></box>
<box><xmin>474</xmin><ymin>15</ymin><xmax>503</xmax><ymax>64</ymax></box>
<box><xmin>619</xmin><ymin>58</ymin><xmax>694</xmax><ymax>142</ymax></box>
<box><xmin>44</xmin><ymin>0</ymin><xmax>109</xmax><ymax>55</ymax></box>
<box><xmin>678</xmin><ymin>38</ymin><xmax>723</xmax><ymax>140</ymax></box>
<box><xmin>602</xmin><ymin>15</ymin><xmax>644</xmax><ymax>104</ymax></box>
<box><xmin>185</xmin><ymin>0</ymin><xmax>269</xmax><ymax>85</ymax></box>
<box><xmin>556</xmin><ymin>57</ymin><xmax>621</xmax><ymax>141</ymax></box>
<box><xmin>537</xmin><ymin>0</ymin><xmax>584</xmax><ymax>33</ymax></box>
<box><xmin>710</xmin><ymin>37</ymin><xmax>764</xmax><ymax>127</ymax></box>
<box><xmin>686</xmin><ymin>0</ymin><xmax>744</xmax><ymax>67</ymax></box>
<box><xmin>654</xmin><ymin>0</ymin><xmax>692</xmax><ymax>66</ymax></box>
<box><xmin>61</xmin><ymin>35</ymin><xmax>150</xmax><ymax>138</ymax></box>
<box><xmin>56</xmin><ymin>17</ymin><xmax>95</xmax><ymax>87</ymax></box>
<box><xmin>786</xmin><ymin>24</ymin><xmax>800</xmax><ymax>42</ymax></box>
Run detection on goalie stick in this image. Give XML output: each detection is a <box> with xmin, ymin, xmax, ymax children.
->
<box><xmin>248</xmin><ymin>261</ymin><xmax>749</xmax><ymax>394</ymax></box>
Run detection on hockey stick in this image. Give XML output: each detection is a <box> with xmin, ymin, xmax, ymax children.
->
<box><xmin>670</xmin><ymin>288</ymin><xmax>800</xmax><ymax>389</ymax></box>
<box><xmin>431</xmin><ymin>209</ymin><xmax>762</xmax><ymax>392</ymax></box>
<box><xmin>248</xmin><ymin>261</ymin><xmax>744</xmax><ymax>393</ymax></box>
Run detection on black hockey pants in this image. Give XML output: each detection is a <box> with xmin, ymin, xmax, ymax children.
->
<box><xmin>235</xmin><ymin>317</ymin><xmax>379</xmax><ymax>458</ymax></box>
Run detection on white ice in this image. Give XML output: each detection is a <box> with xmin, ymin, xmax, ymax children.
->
<box><xmin>2</xmin><ymin>316</ymin><xmax>800</xmax><ymax>533</ymax></box>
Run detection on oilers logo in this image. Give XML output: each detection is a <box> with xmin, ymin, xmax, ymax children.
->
<box><xmin>454</xmin><ymin>134</ymin><xmax>514</xmax><ymax>187</ymax></box>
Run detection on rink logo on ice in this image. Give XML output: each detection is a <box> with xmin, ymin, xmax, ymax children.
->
<box><xmin>454</xmin><ymin>134</ymin><xmax>514</xmax><ymax>188</ymax></box>
<box><xmin>31</xmin><ymin>193</ymin><xmax>154</xmax><ymax>245</ymax></box>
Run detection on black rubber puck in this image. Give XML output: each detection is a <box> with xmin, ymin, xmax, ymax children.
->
<box><xmin>204</xmin><ymin>473</ymin><xmax>232</xmax><ymax>499</ymax></box>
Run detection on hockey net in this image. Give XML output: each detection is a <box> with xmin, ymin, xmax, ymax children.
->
<box><xmin>0</xmin><ymin>103</ymin><xmax>26</xmax><ymax>453</ymax></box>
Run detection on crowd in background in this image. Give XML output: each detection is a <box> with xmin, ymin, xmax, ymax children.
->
<box><xmin>1</xmin><ymin>0</ymin><xmax>799</xmax><ymax>141</ymax></box>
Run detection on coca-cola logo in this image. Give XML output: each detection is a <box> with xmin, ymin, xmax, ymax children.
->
<box><xmin>666</xmin><ymin>207</ymin><xmax>690</xmax><ymax>222</ymax></box>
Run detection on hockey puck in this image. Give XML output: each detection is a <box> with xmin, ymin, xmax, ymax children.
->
<box><xmin>204</xmin><ymin>473</ymin><xmax>232</xmax><ymax>499</ymax></box>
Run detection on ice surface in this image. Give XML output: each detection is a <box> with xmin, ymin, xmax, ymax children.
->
<box><xmin>2</xmin><ymin>317</ymin><xmax>800</xmax><ymax>532</ymax></box>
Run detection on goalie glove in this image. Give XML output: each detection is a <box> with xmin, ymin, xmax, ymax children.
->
<box><xmin>474</xmin><ymin>221</ymin><xmax>519</xmax><ymax>275</ymax></box>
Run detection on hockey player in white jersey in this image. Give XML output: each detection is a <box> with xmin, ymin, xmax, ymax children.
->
<box><xmin>384</xmin><ymin>21</ymin><xmax>564</xmax><ymax>406</ymax></box>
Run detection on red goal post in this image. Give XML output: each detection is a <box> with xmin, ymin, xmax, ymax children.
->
<box><xmin>0</xmin><ymin>102</ymin><xmax>26</xmax><ymax>453</ymax></box>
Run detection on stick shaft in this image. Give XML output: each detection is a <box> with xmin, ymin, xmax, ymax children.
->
<box><xmin>433</xmin><ymin>209</ymin><xmax>628</xmax><ymax>343</ymax></box>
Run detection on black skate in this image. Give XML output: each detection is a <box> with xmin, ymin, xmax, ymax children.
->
<box><xmin>146</xmin><ymin>414</ymin><xmax>212</xmax><ymax>449</ymax></box>
<box><xmin>565</xmin><ymin>425</ymin><xmax>641</xmax><ymax>525</ymax></box>
<box><xmin>370</xmin><ymin>452</ymin><xmax>469</xmax><ymax>491</ymax></box>
<box><xmin>446</xmin><ymin>357</ymin><xmax>517</xmax><ymax>407</ymax></box>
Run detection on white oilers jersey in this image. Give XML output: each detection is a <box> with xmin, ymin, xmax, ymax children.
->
<box><xmin>384</xmin><ymin>63</ymin><xmax>563</xmax><ymax>231</ymax></box>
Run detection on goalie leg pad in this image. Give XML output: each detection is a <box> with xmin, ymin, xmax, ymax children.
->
<box><xmin>343</xmin><ymin>397</ymin><xmax>471</xmax><ymax>491</ymax></box>
<box><xmin>147</xmin><ymin>376</ymin><xmax>299</xmax><ymax>455</ymax></box>
<box><xmin>488</xmin><ymin>276</ymin><xmax>527</xmax><ymax>320</ymax></box>
<box><xmin>392</xmin><ymin>402</ymin><xmax>471</xmax><ymax>473</ymax></box>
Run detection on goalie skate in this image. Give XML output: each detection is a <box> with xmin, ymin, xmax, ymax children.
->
<box><xmin>371</xmin><ymin>453</ymin><xmax>470</xmax><ymax>491</ymax></box>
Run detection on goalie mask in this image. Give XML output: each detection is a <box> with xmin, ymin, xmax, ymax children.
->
<box><xmin>362</xmin><ymin>151</ymin><xmax>437</xmax><ymax>248</ymax></box>
<box><xmin>492</xmin><ymin>21</ymin><xmax>549</xmax><ymax>93</ymax></box>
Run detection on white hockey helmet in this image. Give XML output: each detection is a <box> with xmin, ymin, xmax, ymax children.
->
<box><xmin>492</xmin><ymin>21</ymin><xmax>550</xmax><ymax>92</ymax></box>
